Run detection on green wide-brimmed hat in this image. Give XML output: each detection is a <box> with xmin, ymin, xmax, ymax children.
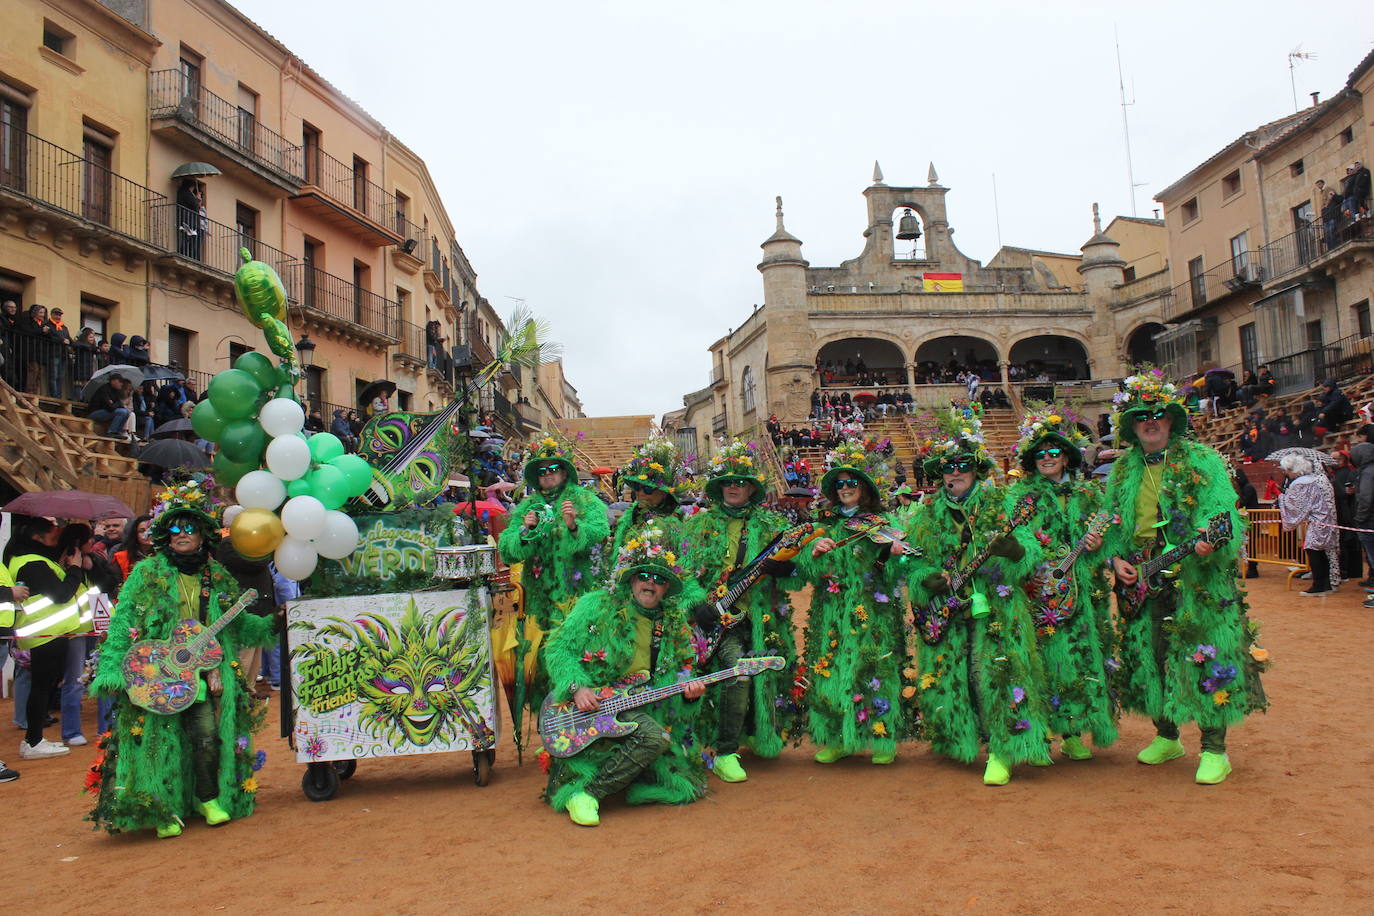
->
<box><xmin>612</xmin><ymin>523</ymin><xmax>684</xmax><ymax>598</ymax></box>
<box><xmin>704</xmin><ymin>438</ymin><xmax>767</xmax><ymax>504</ymax></box>
<box><xmin>1014</xmin><ymin>403</ymin><xmax>1092</xmax><ymax>472</ymax></box>
<box><xmin>920</xmin><ymin>404</ymin><xmax>996</xmax><ymax>478</ymax></box>
<box><xmin>819</xmin><ymin>438</ymin><xmax>888</xmax><ymax>503</ymax></box>
<box><xmin>1112</xmin><ymin>367</ymin><xmax>1191</xmax><ymax>446</ymax></box>
<box><xmin>619</xmin><ymin>433</ymin><xmax>682</xmax><ymax>505</ymax></box>
<box><xmin>150</xmin><ymin>478</ymin><xmax>222</xmax><ymax>548</ymax></box>
<box><xmin>522</xmin><ymin>431</ymin><xmax>578</xmax><ymax>489</ymax></box>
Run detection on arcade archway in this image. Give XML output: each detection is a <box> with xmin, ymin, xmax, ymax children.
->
<box><xmin>1125</xmin><ymin>322</ymin><xmax>1165</xmax><ymax>367</ymax></box>
<box><xmin>1008</xmin><ymin>335</ymin><xmax>1090</xmax><ymax>380</ymax></box>
<box><xmin>816</xmin><ymin>337</ymin><xmax>905</xmax><ymax>385</ymax></box>
<box><xmin>913</xmin><ymin>335</ymin><xmax>999</xmax><ymax>381</ymax></box>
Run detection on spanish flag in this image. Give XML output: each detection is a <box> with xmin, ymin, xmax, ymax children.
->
<box><xmin>922</xmin><ymin>273</ymin><xmax>963</xmax><ymax>292</ymax></box>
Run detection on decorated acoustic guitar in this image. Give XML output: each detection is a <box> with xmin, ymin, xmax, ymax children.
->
<box><xmin>123</xmin><ymin>588</ymin><xmax>259</xmax><ymax>715</ymax></box>
<box><xmin>539</xmin><ymin>656</ymin><xmax>785</xmax><ymax>758</ymax></box>
<box><xmin>914</xmin><ymin>494</ymin><xmax>1039</xmax><ymax>646</ymax></box>
<box><xmin>1114</xmin><ymin>512</ymin><xmax>1232</xmax><ymax>619</ymax></box>
<box><xmin>1024</xmin><ymin>511</ymin><xmax>1117</xmax><ymax>629</ymax></box>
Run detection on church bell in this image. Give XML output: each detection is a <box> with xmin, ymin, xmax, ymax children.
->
<box><xmin>896</xmin><ymin>208</ymin><xmax>922</xmax><ymax>241</ymax></box>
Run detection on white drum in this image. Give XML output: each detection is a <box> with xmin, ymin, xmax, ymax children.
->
<box><xmin>434</xmin><ymin>544</ymin><xmax>499</xmax><ymax>580</ymax></box>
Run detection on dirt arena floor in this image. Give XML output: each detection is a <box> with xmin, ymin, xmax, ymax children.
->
<box><xmin>3</xmin><ymin>572</ymin><xmax>1372</xmax><ymax>914</ymax></box>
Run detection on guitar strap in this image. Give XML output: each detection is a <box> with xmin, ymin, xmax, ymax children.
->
<box><xmin>649</xmin><ymin>618</ymin><xmax>664</xmax><ymax>676</ymax></box>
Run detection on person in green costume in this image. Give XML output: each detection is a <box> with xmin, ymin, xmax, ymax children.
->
<box><xmin>680</xmin><ymin>439</ymin><xmax>801</xmax><ymax>784</ymax></box>
<box><xmin>903</xmin><ymin>405</ymin><xmax>1052</xmax><ymax>786</ymax></box>
<box><xmin>87</xmin><ymin>480</ymin><xmax>276</xmax><ymax>837</ymax></box>
<box><xmin>542</xmin><ymin>525</ymin><xmax>706</xmax><ymax>826</ymax></box>
<box><xmin>607</xmin><ymin>434</ymin><xmax>684</xmax><ymax>566</ymax></box>
<box><xmin>1101</xmin><ymin>369</ymin><xmax>1267</xmax><ymax>786</ymax></box>
<box><xmin>1006</xmin><ymin>405</ymin><xmax>1118</xmax><ymax>762</ymax></box>
<box><xmin>498</xmin><ymin>432</ymin><xmax>610</xmax><ymax>710</ymax></box>
<box><xmin>797</xmin><ymin>439</ymin><xmax>916</xmax><ymax>765</ymax></box>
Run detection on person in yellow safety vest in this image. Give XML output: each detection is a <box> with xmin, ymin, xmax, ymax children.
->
<box><xmin>7</xmin><ymin>516</ymin><xmax>93</xmax><ymax>761</ymax></box>
<box><xmin>0</xmin><ymin>564</ymin><xmax>32</xmax><ymax>784</ymax></box>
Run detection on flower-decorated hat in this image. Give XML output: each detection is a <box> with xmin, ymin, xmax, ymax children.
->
<box><xmin>704</xmin><ymin>438</ymin><xmax>767</xmax><ymax>504</ymax></box>
<box><xmin>150</xmin><ymin>475</ymin><xmax>223</xmax><ymax>548</ymax></box>
<box><xmin>619</xmin><ymin>433</ymin><xmax>682</xmax><ymax>504</ymax></box>
<box><xmin>1014</xmin><ymin>402</ymin><xmax>1093</xmax><ymax>472</ymax></box>
<box><xmin>819</xmin><ymin>437</ymin><xmax>890</xmax><ymax>503</ymax></box>
<box><xmin>612</xmin><ymin>523</ymin><xmax>684</xmax><ymax>598</ymax></box>
<box><xmin>522</xmin><ymin>430</ymin><xmax>578</xmax><ymax>489</ymax></box>
<box><xmin>920</xmin><ymin>403</ymin><xmax>995</xmax><ymax>478</ymax></box>
<box><xmin>1112</xmin><ymin>366</ymin><xmax>1190</xmax><ymax>446</ymax></box>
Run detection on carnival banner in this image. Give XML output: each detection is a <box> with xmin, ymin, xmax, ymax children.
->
<box><xmin>922</xmin><ymin>272</ymin><xmax>964</xmax><ymax>292</ymax></box>
<box><xmin>335</xmin><ymin>507</ymin><xmax>456</xmax><ymax>580</ymax></box>
<box><xmin>287</xmin><ymin>590</ymin><xmax>498</xmax><ymax>763</ymax></box>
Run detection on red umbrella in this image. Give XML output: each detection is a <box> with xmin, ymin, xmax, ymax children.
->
<box><xmin>4</xmin><ymin>490</ymin><xmax>135</xmax><ymax>520</ymax></box>
<box><xmin>852</xmin><ymin>391</ymin><xmax>878</xmax><ymax>401</ymax></box>
<box><xmin>590</xmin><ymin>466</ymin><xmax>615</xmax><ymax>476</ymax></box>
<box><xmin>452</xmin><ymin>499</ymin><xmax>509</xmax><ymax>518</ymax></box>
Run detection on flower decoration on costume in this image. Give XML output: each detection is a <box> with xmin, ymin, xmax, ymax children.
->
<box><xmin>1111</xmin><ymin>364</ymin><xmax>1192</xmax><ymax>445</ymax></box>
<box><xmin>920</xmin><ymin>404</ymin><xmax>994</xmax><ymax>476</ymax></box>
<box><xmin>618</xmin><ymin>433</ymin><xmax>683</xmax><ymax>501</ymax></box>
<box><xmin>610</xmin><ymin>523</ymin><xmax>685</xmax><ymax>597</ymax></box>
<box><xmin>521</xmin><ymin>430</ymin><xmax>578</xmax><ymax>489</ymax></box>
<box><xmin>1014</xmin><ymin>401</ymin><xmax>1094</xmax><ymax>470</ymax></box>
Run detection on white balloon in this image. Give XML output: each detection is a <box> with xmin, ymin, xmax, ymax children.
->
<box><xmin>259</xmin><ymin>398</ymin><xmax>305</xmax><ymax>438</ymax></box>
<box><xmin>265</xmin><ymin>434</ymin><xmax>311</xmax><ymax>481</ymax></box>
<box><xmin>274</xmin><ymin>536</ymin><xmax>318</xmax><ymax>581</ymax></box>
<box><xmin>313</xmin><ymin>510</ymin><xmax>360</xmax><ymax>560</ymax></box>
<box><xmin>280</xmin><ymin>495</ymin><xmax>327</xmax><ymax>540</ymax></box>
<box><xmin>221</xmin><ymin>504</ymin><xmax>245</xmax><ymax>527</ymax></box>
<box><xmin>235</xmin><ymin>470</ymin><xmax>286</xmax><ymax>511</ymax></box>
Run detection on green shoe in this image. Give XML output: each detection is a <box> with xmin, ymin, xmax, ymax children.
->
<box><xmin>1061</xmin><ymin>735</ymin><xmax>1093</xmax><ymax>761</ymax></box>
<box><xmin>155</xmin><ymin>822</ymin><xmax>182</xmax><ymax>839</ymax></box>
<box><xmin>983</xmin><ymin>753</ymin><xmax>1011</xmax><ymax>786</ymax></box>
<box><xmin>714</xmin><ymin>753</ymin><xmax>748</xmax><ymax>783</ymax></box>
<box><xmin>1195</xmin><ymin>751</ymin><xmax>1232</xmax><ymax>785</ymax></box>
<box><xmin>566</xmin><ymin>791</ymin><xmax>600</xmax><ymax>827</ymax></box>
<box><xmin>1136</xmin><ymin>736</ymin><xmax>1186</xmax><ymax>766</ymax></box>
<box><xmin>870</xmin><ymin>749</ymin><xmax>896</xmax><ymax>765</ymax></box>
<box><xmin>193</xmin><ymin>798</ymin><xmax>230</xmax><ymax>826</ymax></box>
<box><xmin>814</xmin><ymin>746</ymin><xmax>849</xmax><ymax>765</ymax></box>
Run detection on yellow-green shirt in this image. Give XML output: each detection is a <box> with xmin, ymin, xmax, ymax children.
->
<box><xmin>626</xmin><ymin>612</ymin><xmax>654</xmax><ymax>677</ymax></box>
<box><xmin>1134</xmin><ymin>463</ymin><xmax>1165</xmax><ymax>542</ymax></box>
<box><xmin>724</xmin><ymin>517</ymin><xmax>746</xmax><ymax>571</ymax></box>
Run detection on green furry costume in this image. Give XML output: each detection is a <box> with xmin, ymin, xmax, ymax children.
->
<box><xmin>87</xmin><ymin>554</ymin><xmax>274</xmax><ymax>833</ymax></box>
<box><xmin>1005</xmin><ymin>472</ymin><xmax>1118</xmax><ymax>746</ymax></box>
<box><xmin>1100</xmin><ymin>438</ymin><xmax>1266</xmax><ymax>729</ymax></box>
<box><xmin>903</xmin><ymin>481</ymin><xmax>1052</xmax><ymax>765</ymax></box>
<box><xmin>498</xmin><ymin>481</ymin><xmax>610</xmax><ymax>632</ymax></box>
<box><xmin>542</xmin><ymin>589</ymin><xmax>705</xmax><ymax>810</ymax></box>
<box><xmin>679</xmin><ymin>505</ymin><xmax>801</xmax><ymax>757</ymax></box>
<box><xmin>794</xmin><ymin>508</ymin><xmax>912</xmax><ymax>755</ymax></box>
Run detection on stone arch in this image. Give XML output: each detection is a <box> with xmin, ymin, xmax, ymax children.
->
<box><xmin>1007</xmin><ymin>333</ymin><xmax>1091</xmax><ymax>380</ymax></box>
<box><xmin>913</xmin><ymin>333</ymin><xmax>1001</xmax><ymax>380</ymax></box>
<box><xmin>816</xmin><ymin>335</ymin><xmax>905</xmax><ymax>373</ymax></box>
<box><xmin>1123</xmin><ymin>321</ymin><xmax>1166</xmax><ymax>367</ymax></box>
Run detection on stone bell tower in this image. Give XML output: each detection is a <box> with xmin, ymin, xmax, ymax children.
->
<box><xmin>758</xmin><ymin>196</ymin><xmax>814</xmax><ymax>420</ymax></box>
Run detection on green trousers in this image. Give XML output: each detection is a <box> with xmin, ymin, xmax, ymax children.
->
<box><xmin>583</xmin><ymin>708</ymin><xmax>671</xmax><ymax>800</ymax></box>
<box><xmin>709</xmin><ymin>628</ymin><xmax>750</xmax><ymax>755</ymax></box>
<box><xmin>183</xmin><ymin>698</ymin><xmax>220</xmax><ymax>802</ymax></box>
<box><xmin>1148</xmin><ymin>593</ymin><xmax>1227</xmax><ymax>754</ymax></box>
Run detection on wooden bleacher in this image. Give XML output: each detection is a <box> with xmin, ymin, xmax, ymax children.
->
<box><xmin>552</xmin><ymin>416</ymin><xmax>657</xmax><ymax>495</ymax></box>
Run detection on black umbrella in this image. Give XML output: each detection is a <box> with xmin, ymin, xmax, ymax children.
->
<box><xmin>79</xmin><ymin>364</ymin><xmax>144</xmax><ymax>401</ymax></box>
<box><xmin>357</xmin><ymin>379</ymin><xmax>396</xmax><ymax>408</ymax></box>
<box><xmin>143</xmin><ymin>364</ymin><xmax>185</xmax><ymax>382</ymax></box>
<box><xmin>135</xmin><ymin>439</ymin><xmax>211</xmax><ymax>469</ymax></box>
<box><xmin>152</xmin><ymin>418</ymin><xmax>195</xmax><ymax>439</ymax></box>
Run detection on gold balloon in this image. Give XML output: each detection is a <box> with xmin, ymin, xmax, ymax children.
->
<box><xmin>230</xmin><ymin>508</ymin><xmax>285</xmax><ymax>560</ymax></box>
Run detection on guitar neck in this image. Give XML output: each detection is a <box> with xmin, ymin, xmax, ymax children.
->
<box><xmin>598</xmin><ymin>665</ymin><xmax>753</xmax><ymax>716</ymax></box>
<box><xmin>380</xmin><ymin>357</ymin><xmax>504</xmax><ymax>474</ymax></box>
<box><xmin>186</xmin><ymin>590</ymin><xmax>257</xmax><ymax>654</ymax></box>
<box><xmin>1052</xmin><ymin>514</ymin><xmax>1111</xmax><ymax>576</ymax></box>
<box><xmin>1140</xmin><ymin>538</ymin><xmax>1197</xmax><ymax>578</ymax></box>
<box><xmin>951</xmin><ymin>503</ymin><xmax>1033</xmax><ymax>592</ymax></box>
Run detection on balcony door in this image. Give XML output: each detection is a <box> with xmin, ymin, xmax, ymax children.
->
<box><xmin>82</xmin><ymin>129</ymin><xmax>113</xmax><ymax>226</ymax></box>
<box><xmin>179</xmin><ymin>51</ymin><xmax>202</xmax><ymax>120</ymax></box>
<box><xmin>302</xmin><ymin>239</ymin><xmax>319</xmax><ymax>308</ymax></box>
<box><xmin>1</xmin><ymin>90</ymin><xmax>28</xmax><ymax>193</ymax></box>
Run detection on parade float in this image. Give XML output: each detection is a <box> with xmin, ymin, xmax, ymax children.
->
<box><xmin>187</xmin><ymin>249</ymin><xmax>550</xmax><ymax>800</ymax></box>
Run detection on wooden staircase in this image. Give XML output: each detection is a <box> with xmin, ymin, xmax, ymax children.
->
<box><xmin>1193</xmin><ymin>374</ymin><xmax>1374</xmax><ymax>460</ymax></box>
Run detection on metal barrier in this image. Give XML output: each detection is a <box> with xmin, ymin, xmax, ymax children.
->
<box><xmin>1243</xmin><ymin>507</ymin><xmax>1308</xmax><ymax>588</ymax></box>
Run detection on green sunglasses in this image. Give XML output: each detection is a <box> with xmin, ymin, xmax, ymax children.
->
<box><xmin>536</xmin><ymin>463</ymin><xmax>564</xmax><ymax>475</ymax></box>
<box><xmin>634</xmin><ymin>571</ymin><xmax>669</xmax><ymax>585</ymax></box>
<box><xmin>941</xmin><ymin>458</ymin><xmax>975</xmax><ymax>473</ymax></box>
<box><xmin>833</xmin><ymin>478</ymin><xmax>861</xmax><ymax>490</ymax></box>
<box><xmin>1033</xmin><ymin>447</ymin><xmax>1064</xmax><ymax>460</ymax></box>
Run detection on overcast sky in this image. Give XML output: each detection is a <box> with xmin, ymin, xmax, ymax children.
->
<box><xmin>233</xmin><ymin>0</ymin><xmax>1372</xmax><ymax>419</ymax></box>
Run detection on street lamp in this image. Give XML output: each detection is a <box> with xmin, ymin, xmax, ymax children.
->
<box><xmin>295</xmin><ymin>333</ymin><xmax>316</xmax><ymax>368</ymax></box>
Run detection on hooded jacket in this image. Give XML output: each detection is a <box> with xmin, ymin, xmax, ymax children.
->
<box><xmin>1352</xmin><ymin>441</ymin><xmax>1374</xmax><ymax>525</ymax></box>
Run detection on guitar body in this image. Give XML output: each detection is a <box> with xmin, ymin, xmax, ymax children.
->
<box><xmin>123</xmin><ymin>619</ymin><xmax>224</xmax><ymax>715</ymax></box>
<box><xmin>915</xmin><ymin>594</ymin><xmax>970</xmax><ymax>646</ymax></box>
<box><xmin>1024</xmin><ymin>569</ymin><xmax>1074</xmax><ymax>628</ymax></box>
<box><xmin>1114</xmin><ymin>513</ymin><xmax>1232</xmax><ymax>620</ymax></box>
<box><xmin>1113</xmin><ymin>553</ymin><xmax>1163</xmax><ymax>620</ymax></box>
<box><xmin>353</xmin><ymin>408</ymin><xmax>458</xmax><ymax>512</ymax></box>
<box><xmin>539</xmin><ymin>674</ymin><xmax>648</xmax><ymax>758</ymax></box>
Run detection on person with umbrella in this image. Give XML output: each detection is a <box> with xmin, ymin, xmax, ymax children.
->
<box><xmin>85</xmin><ymin>373</ymin><xmax>135</xmax><ymax>440</ymax></box>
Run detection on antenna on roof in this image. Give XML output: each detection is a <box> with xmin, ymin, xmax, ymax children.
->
<box><xmin>1288</xmin><ymin>46</ymin><xmax>1318</xmax><ymax>113</ymax></box>
<box><xmin>1115</xmin><ymin>25</ymin><xmax>1147</xmax><ymax>217</ymax></box>
<box><xmin>991</xmin><ymin>172</ymin><xmax>1003</xmax><ymax>250</ymax></box>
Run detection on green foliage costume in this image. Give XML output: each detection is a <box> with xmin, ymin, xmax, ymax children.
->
<box><xmin>88</xmin><ymin>553</ymin><xmax>274</xmax><ymax>834</ymax></box>
<box><xmin>606</xmin><ymin>433</ymin><xmax>686</xmax><ymax>574</ymax></box>
<box><xmin>498</xmin><ymin>480</ymin><xmax>610</xmax><ymax>631</ymax></box>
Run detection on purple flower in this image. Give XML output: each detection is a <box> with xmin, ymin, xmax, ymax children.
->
<box><xmin>572</xmin><ymin>570</ymin><xmax>582</xmax><ymax>581</ymax></box>
<box><xmin>1196</xmin><ymin>644</ymin><xmax>1217</xmax><ymax>659</ymax></box>
<box><xmin>1211</xmin><ymin>663</ymin><xmax>1237</xmax><ymax>683</ymax></box>
<box><xmin>235</xmin><ymin>735</ymin><xmax>249</xmax><ymax>752</ymax></box>
<box><xmin>868</xmin><ymin>677</ymin><xmax>881</xmax><ymax>691</ymax></box>
<box><xmin>872</xmin><ymin>697</ymin><xmax>891</xmax><ymax>716</ymax></box>
<box><xmin>873</xmin><ymin>591</ymin><xmax>890</xmax><ymax>604</ymax></box>
<box><xmin>1201</xmin><ymin>678</ymin><xmax>1217</xmax><ymax>693</ymax></box>
<box><xmin>995</xmin><ymin>584</ymin><xmax>1012</xmax><ymax>598</ymax></box>
<box><xmin>252</xmin><ymin>749</ymin><xmax>267</xmax><ymax>771</ymax></box>
<box><xmin>1104</xmin><ymin>658</ymin><xmax>1121</xmax><ymax>672</ymax></box>
<box><xmin>1011</xmin><ymin>685</ymin><xmax>1026</xmax><ymax>704</ymax></box>
<box><xmin>1049</xmin><ymin>695</ymin><xmax>1061</xmax><ymax>710</ymax></box>
<box><xmin>1013</xmin><ymin>719</ymin><xmax>1031</xmax><ymax>732</ymax></box>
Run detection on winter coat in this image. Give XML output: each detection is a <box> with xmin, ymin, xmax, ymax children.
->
<box><xmin>1352</xmin><ymin>442</ymin><xmax>1374</xmax><ymax>525</ymax></box>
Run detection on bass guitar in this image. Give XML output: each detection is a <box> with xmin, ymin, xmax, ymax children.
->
<box><xmin>539</xmin><ymin>656</ymin><xmax>785</xmax><ymax>758</ymax></box>
<box><xmin>1114</xmin><ymin>512</ymin><xmax>1232</xmax><ymax>619</ymax></box>
<box><xmin>914</xmin><ymin>495</ymin><xmax>1039</xmax><ymax>646</ymax></box>
<box><xmin>699</xmin><ymin>523</ymin><xmax>821</xmax><ymax>655</ymax></box>
<box><xmin>123</xmin><ymin>589</ymin><xmax>260</xmax><ymax>715</ymax></box>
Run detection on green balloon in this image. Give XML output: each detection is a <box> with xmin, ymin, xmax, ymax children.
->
<box><xmin>307</xmin><ymin>432</ymin><xmax>345</xmax><ymax>464</ymax></box>
<box><xmin>207</xmin><ymin>369</ymin><xmax>262</xmax><ymax>420</ymax></box>
<box><xmin>212</xmin><ymin>449</ymin><xmax>258</xmax><ymax>488</ymax></box>
<box><xmin>190</xmin><ymin>400</ymin><xmax>227</xmax><ymax>442</ymax></box>
<box><xmin>286</xmin><ymin>479</ymin><xmax>312</xmax><ymax>498</ymax></box>
<box><xmin>219</xmin><ymin>419</ymin><xmax>267</xmax><ymax>464</ymax></box>
<box><xmin>329</xmin><ymin>454</ymin><xmax>374</xmax><ymax>497</ymax></box>
<box><xmin>307</xmin><ymin>465</ymin><xmax>348</xmax><ymax>510</ymax></box>
<box><xmin>234</xmin><ymin>351</ymin><xmax>280</xmax><ymax>391</ymax></box>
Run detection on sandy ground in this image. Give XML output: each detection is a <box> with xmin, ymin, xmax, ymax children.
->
<box><xmin>2</xmin><ymin>572</ymin><xmax>1371</xmax><ymax>915</ymax></box>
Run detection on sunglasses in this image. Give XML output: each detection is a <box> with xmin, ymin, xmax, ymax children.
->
<box><xmin>167</xmin><ymin>524</ymin><xmax>198</xmax><ymax>535</ymax></box>
<box><xmin>833</xmin><ymin>478</ymin><xmax>861</xmax><ymax>490</ymax></box>
<box><xmin>536</xmin><ymin>464</ymin><xmax>563</xmax><ymax>475</ymax></box>
<box><xmin>941</xmin><ymin>459</ymin><xmax>975</xmax><ymax>473</ymax></box>
<box><xmin>1034</xmin><ymin>447</ymin><xmax>1064</xmax><ymax>460</ymax></box>
<box><xmin>1136</xmin><ymin>408</ymin><xmax>1168</xmax><ymax>422</ymax></box>
<box><xmin>634</xmin><ymin>571</ymin><xmax>669</xmax><ymax>585</ymax></box>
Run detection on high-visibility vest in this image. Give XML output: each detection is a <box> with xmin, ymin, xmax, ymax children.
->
<box><xmin>0</xmin><ymin>563</ymin><xmax>14</xmax><ymax>629</ymax></box>
<box><xmin>7</xmin><ymin>554</ymin><xmax>99</xmax><ymax>649</ymax></box>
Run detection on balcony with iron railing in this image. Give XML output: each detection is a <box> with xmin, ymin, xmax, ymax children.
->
<box><xmin>149</xmin><ymin>202</ymin><xmax>296</xmax><ymax>292</ymax></box>
<box><xmin>283</xmin><ymin>263</ymin><xmax>399</xmax><ymax>345</ymax></box>
<box><xmin>293</xmin><ymin>147</ymin><xmax>403</xmax><ymax>247</ymax></box>
<box><xmin>1158</xmin><ymin>252</ymin><xmax>1264</xmax><ymax>322</ymax></box>
<box><xmin>1261</xmin><ymin>210</ymin><xmax>1373</xmax><ymax>285</ymax></box>
<box><xmin>389</xmin><ymin>216</ymin><xmax>426</xmax><ymax>273</ymax></box>
<box><xmin>149</xmin><ymin>70</ymin><xmax>302</xmax><ymax>193</ymax></box>
<box><xmin>0</xmin><ymin>126</ymin><xmax>165</xmax><ymax>251</ymax></box>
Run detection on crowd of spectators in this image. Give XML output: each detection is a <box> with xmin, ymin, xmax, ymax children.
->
<box><xmin>0</xmin><ymin>300</ymin><xmax>153</xmax><ymax>401</ymax></box>
<box><xmin>1315</xmin><ymin>162</ymin><xmax>1371</xmax><ymax>251</ymax></box>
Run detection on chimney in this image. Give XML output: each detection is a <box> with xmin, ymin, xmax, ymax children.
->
<box><xmin>1310</xmin><ymin>91</ymin><xmax>1321</xmax><ymax>106</ymax></box>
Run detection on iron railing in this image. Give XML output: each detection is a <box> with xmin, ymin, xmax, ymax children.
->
<box><xmin>149</xmin><ymin>202</ymin><xmax>296</xmax><ymax>286</ymax></box>
<box><xmin>301</xmin><ymin>146</ymin><xmax>393</xmax><ymax>228</ymax></box>
<box><xmin>1313</xmin><ymin>332</ymin><xmax>1374</xmax><ymax>386</ymax></box>
<box><xmin>394</xmin><ymin>215</ymin><xmax>425</xmax><ymax>250</ymax></box>
<box><xmin>0</xmin><ymin>127</ymin><xmax>165</xmax><ymax>244</ymax></box>
<box><xmin>285</xmin><ymin>263</ymin><xmax>398</xmax><ymax>339</ymax></box>
<box><xmin>148</xmin><ymin>70</ymin><xmax>302</xmax><ymax>183</ymax></box>
<box><xmin>1262</xmin><ymin>209</ymin><xmax>1372</xmax><ymax>281</ymax></box>
<box><xmin>1159</xmin><ymin>252</ymin><xmax>1264</xmax><ymax>321</ymax></box>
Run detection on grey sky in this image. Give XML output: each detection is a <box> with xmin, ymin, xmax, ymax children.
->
<box><xmin>232</xmin><ymin>0</ymin><xmax>1372</xmax><ymax>418</ymax></box>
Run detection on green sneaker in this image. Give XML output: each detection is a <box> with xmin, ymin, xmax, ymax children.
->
<box><xmin>567</xmin><ymin>791</ymin><xmax>600</xmax><ymax>826</ymax></box>
<box><xmin>1061</xmin><ymin>735</ymin><xmax>1093</xmax><ymax>761</ymax></box>
<box><xmin>1195</xmin><ymin>751</ymin><xmax>1232</xmax><ymax>785</ymax></box>
<box><xmin>814</xmin><ymin>746</ymin><xmax>849</xmax><ymax>764</ymax></box>
<box><xmin>1136</xmin><ymin>736</ymin><xmax>1186</xmax><ymax>765</ymax></box>
<box><xmin>155</xmin><ymin>822</ymin><xmax>182</xmax><ymax>839</ymax></box>
<box><xmin>870</xmin><ymin>749</ymin><xmax>896</xmax><ymax>765</ymax></box>
<box><xmin>983</xmin><ymin>753</ymin><xmax>1011</xmax><ymax>786</ymax></box>
<box><xmin>193</xmin><ymin>798</ymin><xmax>230</xmax><ymax>826</ymax></box>
<box><xmin>714</xmin><ymin>753</ymin><xmax>748</xmax><ymax>783</ymax></box>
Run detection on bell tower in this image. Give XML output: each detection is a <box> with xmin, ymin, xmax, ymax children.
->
<box><xmin>758</xmin><ymin>196</ymin><xmax>814</xmax><ymax>421</ymax></box>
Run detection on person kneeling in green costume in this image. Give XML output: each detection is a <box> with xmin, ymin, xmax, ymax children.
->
<box><xmin>542</xmin><ymin>526</ymin><xmax>706</xmax><ymax>827</ymax></box>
